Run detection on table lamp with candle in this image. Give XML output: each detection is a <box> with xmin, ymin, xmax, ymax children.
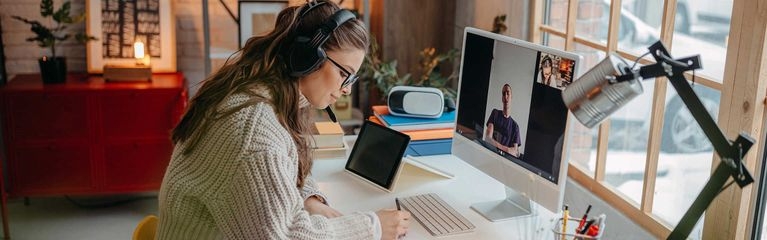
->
<box><xmin>103</xmin><ymin>39</ymin><xmax>152</xmax><ymax>82</ymax></box>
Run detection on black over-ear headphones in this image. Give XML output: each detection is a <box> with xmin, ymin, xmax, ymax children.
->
<box><xmin>288</xmin><ymin>1</ymin><xmax>356</xmax><ymax>77</ymax></box>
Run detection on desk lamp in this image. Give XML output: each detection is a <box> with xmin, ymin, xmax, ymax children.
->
<box><xmin>562</xmin><ymin>41</ymin><xmax>755</xmax><ymax>240</ymax></box>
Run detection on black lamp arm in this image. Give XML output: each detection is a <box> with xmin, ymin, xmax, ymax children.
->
<box><xmin>613</xmin><ymin>41</ymin><xmax>755</xmax><ymax>239</ymax></box>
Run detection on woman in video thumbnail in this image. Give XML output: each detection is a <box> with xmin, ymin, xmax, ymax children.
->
<box><xmin>538</xmin><ymin>55</ymin><xmax>558</xmax><ymax>88</ymax></box>
<box><xmin>484</xmin><ymin>83</ymin><xmax>522</xmax><ymax>157</ymax></box>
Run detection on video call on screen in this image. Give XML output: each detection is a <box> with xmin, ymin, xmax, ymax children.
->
<box><xmin>456</xmin><ymin>32</ymin><xmax>575</xmax><ymax>184</ymax></box>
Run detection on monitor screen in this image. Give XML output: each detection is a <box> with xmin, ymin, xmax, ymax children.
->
<box><xmin>455</xmin><ymin>30</ymin><xmax>577</xmax><ymax>184</ymax></box>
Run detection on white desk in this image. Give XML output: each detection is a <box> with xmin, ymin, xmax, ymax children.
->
<box><xmin>312</xmin><ymin>137</ymin><xmax>559</xmax><ymax>239</ymax></box>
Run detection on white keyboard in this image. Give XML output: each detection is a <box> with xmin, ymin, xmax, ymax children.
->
<box><xmin>397</xmin><ymin>193</ymin><xmax>475</xmax><ymax>237</ymax></box>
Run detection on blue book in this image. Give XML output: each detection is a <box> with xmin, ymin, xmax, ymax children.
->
<box><xmin>372</xmin><ymin>105</ymin><xmax>456</xmax><ymax>131</ymax></box>
<box><xmin>405</xmin><ymin>139</ymin><xmax>453</xmax><ymax>156</ymax></box>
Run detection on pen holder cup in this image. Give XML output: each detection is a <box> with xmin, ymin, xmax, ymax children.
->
<box><xmin>551</xmin><ymin>217</ymin><xmax>605</xmax><ymax>240</ymax></box>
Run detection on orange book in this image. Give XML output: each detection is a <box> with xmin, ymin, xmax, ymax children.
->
<box><xmin>371</xmin><ymin>105</ymin><xmax>391</xmax><ymax>115</ymax></box>
<box><xmin>368</xmin><ymin>116</ymin><xmax>453</xmax><ymax>141</ymax></box>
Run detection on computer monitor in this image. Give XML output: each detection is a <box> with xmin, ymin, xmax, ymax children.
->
<box><xmin>452</xmin><ymin>27</ymin><xmax>580</xmax><ymax>221</ymax></box>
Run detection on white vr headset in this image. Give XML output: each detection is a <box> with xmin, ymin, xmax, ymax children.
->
<box><xmin>387</xmin><ymin>86</ymin><xmax>448</xmax><ymax>119</ymax></box>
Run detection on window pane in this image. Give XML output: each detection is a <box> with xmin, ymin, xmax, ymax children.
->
<box><xmin>603</xmin><ymin>79</ymin><xmax>654</xmax><ymax>205</ymax></box>
<box><xmin>617</xmin><ymin>1</ymin><xmax>662</xmax><ymax>56</ymax></box>
<box><xmin>567</xmin><ymin>43</ymin><xmax>604</xmax><ymax>175</ymax></box>
<box><xmin>542</xmin><ymin>32</ymin><xmax>566</xmax><ymax>50</ymax></box>
<box><xmin>652</xmin><ymin>82</ymin><xmax>719</xmax><ymax>238</ymax></box>
<box><xmin>567</xmin><ymin>117</ymin><xmax>597</xmax><ymax>175</ymax></box>
<box><xmin>574</xmin><ymin>0</ymin><xmax>609</xmax><ymax>45</ymax></box>
<box><xmin>544</xmin><ymin>0</ymin><xmax>569</xmax><ymax>31</ymax></box>
<box><xmin>671</xmin><ymin>1</ymin><xmax>732</xmax><ymax>82</ymax></box>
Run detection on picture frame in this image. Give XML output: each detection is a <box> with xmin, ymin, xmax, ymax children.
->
<box><xmin>86</xmin><ymin>0</ymin><xmax>176</xmax><ymax>73</ymax></box>
<box><xmin>238</xmin><ymin>0</ymin><xmax>288</xmax><ymax>49</ymax></box>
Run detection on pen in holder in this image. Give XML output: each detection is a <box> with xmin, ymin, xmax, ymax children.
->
<box><xmin>551</xmin><ymin>216</ymin><xmax>605</xmax><ymax>240</ymax></box>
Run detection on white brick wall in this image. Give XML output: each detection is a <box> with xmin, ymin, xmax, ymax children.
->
<box><xmin>1</xmin><ymin>0</ymin><xmax>206</xmax><ymax>94</ymax></box>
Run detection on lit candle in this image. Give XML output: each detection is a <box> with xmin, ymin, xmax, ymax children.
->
<box><xmin>134</xmin><ymin>41</ymin><xmax>145</xmax><ymax>59</ymax></box>
<box><xmin>133</xmin><ymin>41</ymin><xmax>151</xmax><ymax>66</ymax></box>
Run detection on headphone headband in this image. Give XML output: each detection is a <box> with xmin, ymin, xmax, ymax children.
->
<box><xmin>298</xmin><ymin>0</ymin><xmax>327</xmax><ymax>19</ymax></box>
<box><xmin>308</xmin><ymin>10</ymin><xmax>356</xmax><ymax>49</ymax></box>
<box><xmin>287</xmin><ymin>1</ymin><xmax>356</xmax><ymax>77</ymax></box>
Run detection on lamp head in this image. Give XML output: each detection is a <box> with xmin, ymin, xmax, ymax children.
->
<box><xmin>562</xmin><ymin>53</ymin><xmax>643</xmax><ymax>128</ymax></box>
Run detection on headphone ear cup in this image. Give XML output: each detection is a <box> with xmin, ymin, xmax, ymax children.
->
<box><xmin>288</xmin><ymin>36</ymin><xmax>327</xmax><ymax>77</ymax></box>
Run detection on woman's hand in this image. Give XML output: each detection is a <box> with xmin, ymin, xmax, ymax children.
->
<box><xmin>376</xmin><ymin>209</ymin><xmax>410</xmax><ymax>240</ymax></box>
<box><xmin>304</xmin><ymin>196</ymin><xmax>342</xmax><ymax>218</ymax></box>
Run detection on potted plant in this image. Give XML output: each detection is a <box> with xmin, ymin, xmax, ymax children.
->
<box><xmin>12</xmin><ymin>0</ymin><xmax>96</xmax><ymax>84</ymax></box>
<box><xmin>360</xmin><ymin>37</ymin><xmax>460</xmax><ymax>104</ymax></box>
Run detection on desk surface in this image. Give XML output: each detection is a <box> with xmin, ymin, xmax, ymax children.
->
<box><xmin>312</xmin><ymin>137</ymin><xmax>559</xmax><ymax>239</ymax></box>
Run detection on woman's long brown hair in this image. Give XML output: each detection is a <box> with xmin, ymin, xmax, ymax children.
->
<box><xmin>171</xmin><ymin>1</ymin><xmax>368</xmax><ymax>188</ymax></box>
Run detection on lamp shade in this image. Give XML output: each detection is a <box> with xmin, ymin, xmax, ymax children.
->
<box><xmin>562</xmin><ymin>53</ymin><xmax>644</xmax><ymax>128</ymax></box>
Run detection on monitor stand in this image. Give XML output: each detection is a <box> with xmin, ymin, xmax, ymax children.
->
<box><xmin>470</xmin><ymin>187</ymin><xmax>533</xmax><ymax>222</ymax></box>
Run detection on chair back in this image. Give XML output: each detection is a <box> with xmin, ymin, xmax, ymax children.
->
<box><xmin>133</xmin><ymin>215</ymin><xmax>158</xmax><ymax>240</ymax></box>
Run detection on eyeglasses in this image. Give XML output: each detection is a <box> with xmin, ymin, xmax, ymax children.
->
<box><xmin>327</xmin><ymin>56</ymin><xmax>359</xmax><ymax>90</ymax></box>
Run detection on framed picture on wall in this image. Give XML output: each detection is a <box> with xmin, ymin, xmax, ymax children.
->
<box><xmin>238</xmin><ymin>0</ymin><xmax>288</xmax><ymax>49</ymax></box>
<box><xmin>86</xmin><ymin>0</ymin><xmax>176</xmax><ymax>73</ymax></box>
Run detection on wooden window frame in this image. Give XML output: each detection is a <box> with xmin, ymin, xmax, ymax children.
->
<box><xmin>531</xmin><ymin>0</ymin><xmax>767</xmax><ymax>239</ymax></box>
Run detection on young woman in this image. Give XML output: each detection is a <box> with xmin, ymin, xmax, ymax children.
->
<box><xmin>157</xmin><ymin>1</ymin><xmax>410</xmax><ymax>239</ymax></box>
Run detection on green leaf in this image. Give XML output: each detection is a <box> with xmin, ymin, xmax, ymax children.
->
<box><xmin>53</xmin><ymin>2</ymin><xmax>71</xmax><ymax>24</ymax></box>
<box><xmin>41</xmin><ymin>0</ymin><xmax>54</xmax><ymax>17</ymax></box>
<box><xmin>75</xmin><ymin>33</ymin><xmax>98</xmax><ymax>43</ymax></box>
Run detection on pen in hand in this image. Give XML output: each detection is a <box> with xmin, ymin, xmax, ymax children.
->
<box><xmin>395</xmin><ymin>198</ymin><xmax>405</xmax><ymax>239</ymax></box>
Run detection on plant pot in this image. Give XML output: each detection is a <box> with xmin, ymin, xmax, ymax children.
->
<box><xmin>38</xmin><ymin>57</ymin><xmax>67</xmax><ymax>84</ymax></box>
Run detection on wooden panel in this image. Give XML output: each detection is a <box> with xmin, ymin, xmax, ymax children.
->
<box><xmin>9</xmin><ymin>144</ymin><xmax>93</xmax><ymax>195</ymax></box>
<box><xmin>5</xmin><ymin>92</ymin><xmax>89</xmax><ymax>143</ymax></box>
<box><xmin>703</xmin><ymin>0</ymin><xmax>767</xmax><ymax>238</ymax></box>
<box><xmin>99</xmin><ymin>90</ymin><xmax>180</xmax><ymax>139</ymax></box>
<box><xmin>103</xmin><ymin>140</ymin><xmax>172</xmax><ymax>190</ymax></box>
<box><xmin>382</xmin><ymin>0</ymin><xmax>456</xmax><ymax>78</ymax></box>
<box><xmin>369</xmin><ymin>0</ymin><xmax>384</xmax><ymax>47</ymax></box>
<box><xmin>0</xmin><ymin>73</ymin><xmax>184</xmax><ymax>91</ymax></box>
<box><xmin>0</xmin><ymin>72</ymin><xmax>186</xmax><ymax>198</ymax></box>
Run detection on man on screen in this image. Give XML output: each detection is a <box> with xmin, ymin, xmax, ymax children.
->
<box><xmin>484</xmin><ymin>83</ymin><xmax>522</xmax><ymax>157</ymax></box>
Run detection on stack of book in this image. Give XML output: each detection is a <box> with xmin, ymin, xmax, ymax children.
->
<box><xmin>309</xmin><ymin>121</ymin><xmax>348</xmax><ymax>159</ymax></box>
<box><xmin>369</xmin><ymin>105</ymin><xmax>455</xmax><ymax>157</ymax></box>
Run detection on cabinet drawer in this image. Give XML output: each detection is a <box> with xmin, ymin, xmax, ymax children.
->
<box><xmin>103</xmin><ymin>141</ymin><xmax>172</xmax><ymax>190</ymax></box>
<box><xmin>99</xmin><ymin>91</ymin><xmax>181</xmax><ymax>139</ymax></box>
<box><xmin>5</xmin><ymin>93</ymin><xmax>89</xmax><ymax>142</ymax></box>
<box><xmin>8</xmin><ymin>144</ymin><xmax>93</xmax><ymax>195</ymax></box>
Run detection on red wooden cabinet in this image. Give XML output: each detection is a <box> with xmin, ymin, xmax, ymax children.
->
<box><xmin>0</xmin><ymin>73</ymin><xmax>187</xmax><ymax>196</ymax></box>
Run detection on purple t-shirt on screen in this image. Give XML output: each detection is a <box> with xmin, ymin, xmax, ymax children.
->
<box><xmin>486</xmin><ymin>109</ymin><xmax>521</xmax><ymax>147</ymax></box>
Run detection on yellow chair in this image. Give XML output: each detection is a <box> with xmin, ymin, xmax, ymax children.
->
<box><xmin>133</xmin><ymin>215</ymin><xmax>158</xmax><ymax>240</ymax></box>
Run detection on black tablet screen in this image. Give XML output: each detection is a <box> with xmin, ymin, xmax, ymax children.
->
<box><xmin>345</xmin><ymin>121</ymin><xmax>411</xmax><ymax>189</ymax></box>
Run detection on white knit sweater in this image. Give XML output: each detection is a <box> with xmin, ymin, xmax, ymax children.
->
<box><xmin>157</xmin><ymin>89</ymin><xmax>376</xmax><ymax>239</ymax></box>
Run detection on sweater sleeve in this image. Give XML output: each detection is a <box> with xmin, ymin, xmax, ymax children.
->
<box><xmin>301</xmin><ymin>177</ymin><xmax>330</xmax><ymax>204</ymax></box>
<box><xmin>204</xmin><ymin>150</ymin><xmax>375</xmax><ymax>240</ymax></box>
